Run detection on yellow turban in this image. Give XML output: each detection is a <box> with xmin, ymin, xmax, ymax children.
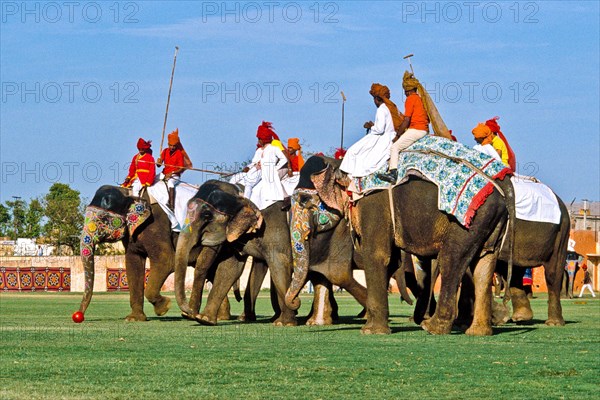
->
<box><xmin>402</xmin><ymin>71</ymin><xmax>420</xmax><ymax>91</ymax></box>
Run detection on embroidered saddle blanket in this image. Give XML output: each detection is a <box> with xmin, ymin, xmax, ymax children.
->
<box><xmin>349</xmin><ymin>136</ymin><xmax>512</xmax><ymax>227</ymax></box>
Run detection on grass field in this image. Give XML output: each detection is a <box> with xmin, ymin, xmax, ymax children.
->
<box><xmin>1</xmin><ymin>291</ymin><xmax>599</xmax><ymax>399</ymax></box>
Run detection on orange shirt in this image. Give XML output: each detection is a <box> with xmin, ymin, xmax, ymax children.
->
<box><xmin>405</xmin><ymin>93</ymin><xmax>429</xmax><ymax>131</ymax></box>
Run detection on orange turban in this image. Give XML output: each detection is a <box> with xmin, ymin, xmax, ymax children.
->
<box><xmin>167</xmin><ymin>129</ymin><xmax>180</xmax><ymax>146</ymax></box>
<box><xmin>369</xmin><ymin>83</ymin><xmax>404</xmax><ymax>132</ymax></box>
<box><xmin>472</xmin><ymin>123</ymin><xmax>493</xmax><ymax>145</ymax></box>
<box><xmin>288</xmin><ymin>138</ymin><xmax>301</xmax><ymax>151</ymax></box>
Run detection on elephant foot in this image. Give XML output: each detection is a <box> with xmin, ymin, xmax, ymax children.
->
<box><xmin>181</xmin><ymin>312</ymin><xmax>195</xmax><ymax>321</ymax></box>
<box><xmin>273</xmin><ymin>316</ymin><xmax>297</xmax><ymax>327</ymax></box>
<box><xmin>238</xmin><ymin>311</ymin><xmax>257</xmax><ymax>322</ymax></box>
<box><xmin>491</xmin><ymin>301</ymin><xmax>510</xmax><ymax>326</ymax></box>
<box><xmin>217</xmin><ymin>312</ymin><xmax>232</xmax><ymax>321</ymax></box>
<box><xmin>545</xmin><ymin>317</ymin><xmax>565</xmax><ymax>327</ymax></box>
<box><xmin>306</xmin><ymin>315</ymin><xmax>333</xmax><ymax>326</ymax></box>
<box><xmin>195</xmin><ymin>313</ymin><xmax>217</xmax><ymax>326</ymax></box>
<box><xmin>360</xmin><ymin>325</ymin><xmax>391</xmax><ymax>335</ymax></box>
<box><xmin>511</xmin><ymin>308</ymin><xmax>534</xmax><ymax>322</ymax></box>
<box><xmin>153</xmin><ymin>297</ymin><xmax>171</xmax><ymax>317</ymax></box>
<box><xmin>465</xmin><ymin>323</ymin><xmax>493</xmax><ymax>336</ymax></box>
<box><xmin>421</xmin><ymin>317</ymin><xmax>452</xmax><ymax>335</ymax></box>
<box><xmin>125</xmin><ymin>312</ymin><xmax>148</xmax><ymax>322</ymax></box>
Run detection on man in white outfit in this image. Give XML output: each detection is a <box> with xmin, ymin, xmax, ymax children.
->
<box><xmin>252</xmin><ymin>121</ymin><xmax>289</xmax><ymax>210</ymax></box>
<box><xmin>340</xmin><ymin>83</ymin><xmax>404</xmax><ymax>178</ymax></box>
<box><xmin>578</xmin><ymin>264</ymin><xmax>596</xmax><ymax>298</ymax></box>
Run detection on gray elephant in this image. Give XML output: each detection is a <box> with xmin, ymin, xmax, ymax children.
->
<box><xmin>285</xmin><ymin>155</ymin><xmax>516</xmax><ymax>335</ymax></box>
<box><xmin>173</xmin><ymin>180</ymin><xmax>370</xmax><ymax>326</ymax></box>
<box><xmin>76</xmin><ymin>185</ymin><xmax>186</xmax><ymax>321</ymax></box>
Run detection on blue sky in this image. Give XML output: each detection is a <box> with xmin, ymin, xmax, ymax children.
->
<box><xmin>1</xmin><ymin>0</ymin><xmax>599</xmax><ymax>204</ymax></box>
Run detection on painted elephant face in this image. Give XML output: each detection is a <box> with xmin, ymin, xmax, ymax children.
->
<box><xmin>183</xmin><ymin>189</ymin><xmax>262</xmax><ymax>247</ymax></box>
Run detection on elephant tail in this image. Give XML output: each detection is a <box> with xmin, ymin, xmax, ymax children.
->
<box><xmin>502</xmin><ymin>179</ymin><xmax>516</xmax><ymax>304</ymax></box>
<box><xmin>233</xmin><ymin>277</ymin><xmax>242</xmax><ymax>302</ymax></box>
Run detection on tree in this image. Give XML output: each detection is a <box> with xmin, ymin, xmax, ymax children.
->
<box><xmin>4</xmin><ymin>198</ymin><xmax>26</xmax><ymax>239</ymax></box>
<box><xmin>0</xmin><ymin>204</ymin><xmax>10</xmax><ymax>237</ymax></box>
<box><xmin>42</xmin><ymin>183</ymin><xmax>83</xmax><ymax>255</ymax></box>
<box><xmin>24</xmin><ymin>198</ymin><xmax>44</xmax><ymax>238</ymax></box>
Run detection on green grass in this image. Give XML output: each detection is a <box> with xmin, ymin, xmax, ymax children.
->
<box><xmin>1</xmin><ymin>291</ymin><xmax>599</xmax><ymax>399</ymax></box>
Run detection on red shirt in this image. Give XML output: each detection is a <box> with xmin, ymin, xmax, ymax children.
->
<box><xmin>405</xmin><ymin>93</ymin><xmax>429</xmax><ymax>131</ymax></box>
<box><xmin>160</xmin><ymin>148</ymin><xmax>184</xmax><ymax>175</ymax></box>
<box><xmin>289</xmin><ymin>154</ymin><xmax>305</xmax><ymax>172</ymax></box>
<box><xmin>125</xmin><ymin>152</ymin><xmax>155</xmax><ymax>186</ymax></box>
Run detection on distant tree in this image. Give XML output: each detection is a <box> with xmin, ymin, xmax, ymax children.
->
<box><xmin>42</xmin><ymin>183</ymin><xmax>84</xmax><ymax>255</ymax></box>
<box><xmin>0</xmin><ymin>204</ymin><xmax>10</xmax><ymax>237</ymax></box>
<box><xmin>4</xmin><ymin>198</ymin><xmax>26</xmax><ymax>239</ymax></box>
<box><xmin>24</xmin><ymin>198</ymin><xmax>44</xmax><ymax>238</ymax></box>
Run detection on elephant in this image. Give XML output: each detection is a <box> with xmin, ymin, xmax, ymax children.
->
<box><xmin>76</xmin><ymin>184</ymin><xmax>232</xmax><ymax>322</ymax></box>
<box><xmin>77</xmin><ymin>185</ymin><xmax>176</xmax><ymax>321</ymax></box>
<box><xmin>173</xmin><ymin>180</ymin><xmax>370</xmax><ymax>327</ymax></box>
<box><xmin>470</xmin><ymin>209</ymin><xmax>570</xmax><ymax>331</ymax></box>
<box><xmin>285</xmin><ymin>155</ymin><xmax>516</xmax><ymax>335</ymax></box>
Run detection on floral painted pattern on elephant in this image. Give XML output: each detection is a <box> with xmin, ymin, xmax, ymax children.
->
<box><xmin>290</xmin><ymin>189</ymin><xmax>341</xmax><ymax>270</ymax></box>
<box><xmin>127</xmin><ymin>200</ymin><xmax>151</xmax><ymax>236</ymax></box>
<box><xmin>353</xmin><ymin>136</ymin><xmax>512</xmax><ymax>227</ymax></box>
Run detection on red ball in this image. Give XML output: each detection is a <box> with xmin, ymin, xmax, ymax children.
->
<box><xmin>72</xmin><ymin>311</ymin><xmax>85</xmax><ymax>323</ymax></box>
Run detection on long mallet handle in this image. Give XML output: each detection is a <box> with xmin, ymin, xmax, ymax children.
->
<box><xmin>160</xmin><ymin>46</ymin><xmax>180</xmax><ymax>154</ymax></box>
<box><xmin>340</xmin><ymin>91</ymin><xmax>346</xmax><ymax>149</ymax></box>
<box><xmin>403</xmin><ymin>53</ymin><xmax>414</xmax><ymax>74</ymax></box>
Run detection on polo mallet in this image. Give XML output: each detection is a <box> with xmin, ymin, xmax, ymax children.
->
<box><xmin>403</xmin><ymin>53</ymin><xmax>414</xmax><ymax>74</ymax></box>
<box><xmin>340</xmin><ymin>91</ymin><xmax>347</xmax><ymax>149</ymax></box>
<box><xmin>160</xmin><ymin>46</ymin><xmax>180</xmax><ymax>153</ymax></box>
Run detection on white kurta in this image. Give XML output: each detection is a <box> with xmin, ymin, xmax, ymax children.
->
<box><xmin>230</xmin><ymin>148</ymin><xmax>263</xmax><ymax>198</ymax></box>
<box><xmin>340</xmin><ymin>103</ymin><xmax>396</xmax><ymax>178</ymax></box>
<box><xmin>251</xmin><ymin>144</ymin><xmax>288</xmax><ymax>210</ymax></box>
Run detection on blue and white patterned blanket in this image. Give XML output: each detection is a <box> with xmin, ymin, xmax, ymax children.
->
<box><xmin>351</xmin><ymin>136</ymin><xmax>511</xmax><ymax>227</ymax></box>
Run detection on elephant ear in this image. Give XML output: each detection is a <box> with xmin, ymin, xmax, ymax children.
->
<box><xmin>311</xmin><ymin>165</ymin><xmax>348</xmax><ymax>214</ymax></box>
<box><xmin>226</xmin><ymin>198</ymin><xmax>263</xmax><ymax>242</ymax></box>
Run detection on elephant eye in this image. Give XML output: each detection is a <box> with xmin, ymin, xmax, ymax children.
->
<box><xmin>200</xmin><ymin>207</ymin><xmax>213</xmax><ymax>221</ymax></box>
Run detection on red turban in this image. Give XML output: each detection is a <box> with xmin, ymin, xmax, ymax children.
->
<box><xmin>137</xmin><ymin>138</ymin><xmax>152</xmax><ymax>151</ymax></box>
<box><xmin>256</xmin><ymin>121</ymin><xmax>280</xmax><ymax>143</ymax></box>
<box><xmin>485</xmin><ymin>116</ymin><xmax>501</xmax><ymax>133</ymax></box>
<box><xmin>334</xmin><ymin>147</ymin><xmax>347</xmax><ymax>159</ymax></box>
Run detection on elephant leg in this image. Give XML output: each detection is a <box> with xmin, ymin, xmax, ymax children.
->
<box><xmin>217</xmin><ymin>295</ymin><xmax>231</xmax><ymax>321</ymax></box>
<box><xmin>125</xmin><ymin>252</ymin><xmax>148</xmax><ymax>321</ymax></box>
<box><xmin>355</xmin><ymin>242</ymin><xmax>392</xmax><ymax>335</ymax></box>
<box><xmin>197</xmin><ymin>256</ymin><xmax>244</xmax><ymax>326</ymax></box>
<box><xmin>239</xmin><ymin>258</ymin><xmax>267</xmax><ymax>322</ymax></box>
<box><xmin>466</xmin><ymin>253</ymin><xmax>496</xmax><ymax>336</ymax></box>
<box><xmin>269</xmin><ymin>254</ymin><xmax>297</xmax><ymax>327</ymax></box>
<box><xmin>422</xmin><ymin>245</ymin><xmax>474</xmax><ymax>335</ymax></box>
<box><xmin>509</xmin><ymin>269</ymin><xmax>534</xmax><ymax>322</ymax></box>
<box><xmin>306</xmin><ymin>276</ymin><xmax>334</xmax><ymax>326</ymax></box>
<box><xmin>144</xmin><ymin>252</ymin><xmax>173</xmax><ymax>317</ymax></box>
<box><xmin>456</xmin><ymin>269</ymin><xmax>475</xmax><ymax>331</ymax></box>
<box><xmin>545</xmin><ymin>261</ymin><xmax>566</xmax><ymax>326</ymax></box>
<box><xmin>411</xmin><ymin>258</ymin><xmax>437</xmax><ymax>325</ymax></box>
<box><xmin>270</xmin><ymin>279</ymin><xmax>282</xmax><ymax>322</ymax></box>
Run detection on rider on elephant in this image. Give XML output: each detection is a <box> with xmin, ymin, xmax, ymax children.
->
<box><xmin>121</xmin><ymin>138</ymin><xmax>156</xmax><ymax>197</ymax></box>
<box><xmin>379</xmin><ymin>71</ymin><xmax>429</xmax><ymax>183</ymax></box>
<box><xmin>472</xmin><ymin>123</ymin><xmax>511</xmax><ymax>169</ymax></box>
<box><xmin>157</xmin><ymin>129</ymin><xmax>189</xmax><ymax>210</ymax></box>
<box><xmin>287</xmin><ymin>137</ymin><xmax>305</xmax><ymax>172</ymax></box>
<box><xmin>340</xmin><ymin>83</ymin><xmax>403</xmax><ymax>180</ymax></box>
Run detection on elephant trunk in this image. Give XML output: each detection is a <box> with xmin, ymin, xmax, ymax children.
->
<box><xmin>174</xmin><ymin>230</ymin><xmax>198</xmax><ymax>316</ymax></box>
<box><xmin>285</xmin><ymin>204</ymin><xmax>312</xmax><ymax>311</ymax></box>
<box><xmin>78</xmin><ymin>235</ymin><xmax>96</xmax><ymax>314</ymax></box>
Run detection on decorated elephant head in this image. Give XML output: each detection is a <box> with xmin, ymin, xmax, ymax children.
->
<box><xmin>285</xmin><ymin>157</ymin><xmax>346</xmax><ymax>310</ymax></box>
<box><xmin>173</xmin><ymin>180</ymin><xmax>263</xmax><ymax>316</ymax></box>
<box><xmin>77</xmin><ymin>185</ymin><xmax>151</xmax><ymax>316</ymax></box>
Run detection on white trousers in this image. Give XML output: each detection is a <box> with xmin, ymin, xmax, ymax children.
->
<box><xmin>578</xmin><ymin>284</ymin><xmax>596</xmax><ymax>297</ymax></box>
<box><xmin>389</xmin><ymin>128</ymin><xmax>428</xmax><ymax>169</ymax></box>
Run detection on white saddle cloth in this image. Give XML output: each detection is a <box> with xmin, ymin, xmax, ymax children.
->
<box><xmin>512</xmin><ymin>176</ymin><xmax>561</xmax><ymax>224</ymax></box>
<box><xmin>147</xmin><ymin>182</ymin><xmax>198</xmax><ymax>232</ymax></box>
